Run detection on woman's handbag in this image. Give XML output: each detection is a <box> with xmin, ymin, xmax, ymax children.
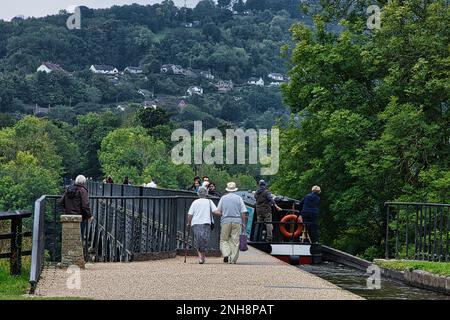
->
<box><xmin>209</xmin><ymin>200</ymin><xmax>215</xmax><ymax>231</ymax></box>
<box><xmin>239</xmin><ymin>227</ymin><xmax>248</xmax><ymax>251</ymax></box>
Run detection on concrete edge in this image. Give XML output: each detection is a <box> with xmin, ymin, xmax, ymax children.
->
<box><xmin>321</xmin><ymin>245</ymin><xmax>371</xmax><ymax>271</ymax></box>
<box><xmin>249</xmin><ymin>246</ymin><xmax>365</xmax><ymax>300</ymax></box>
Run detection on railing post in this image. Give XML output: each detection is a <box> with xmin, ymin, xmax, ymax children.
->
<box><xmin>10</xmin><ymin>215</ymin><xmax>20</xmax><ymax>275</ymax></box>
<box><xmin>60</xmin><ymin>215</ymin><xmax>85</xmax><ymax>269</ymax></box>
<box><xmin>385</xmin><ymin>204</ymin><xmax>389</xmax><ymax>259</ymax></box>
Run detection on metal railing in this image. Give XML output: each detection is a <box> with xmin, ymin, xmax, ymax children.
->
<box><xmin>29</xmin><ymin>196</ymin><xmax>62</xmax><ymax>293</ymax></box>
<box><xmin>29</xmin><ymin>182</ymin><xmax>220</xmax><ymax>293</ymax></box>
<box><xmin>385</xmin><ymin>202</ymin><xmax>449</xmax><ymax>262</ymax></box>
<box><xmin>0</xmin><ymin>210</ymin><xmax>32</xmax><ymax>275</ymax></box>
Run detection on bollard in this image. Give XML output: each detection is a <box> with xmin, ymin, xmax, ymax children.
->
<box><xmin>60</xmin><ymin>215</ymin><xmax>85</xmax><ymax>269</ymax></box>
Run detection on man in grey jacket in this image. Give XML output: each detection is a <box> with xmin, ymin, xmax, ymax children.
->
<box><xmin>215</xmin><ymin>182</ymin><xmax>247</xmax><ymax>264</ymax></box>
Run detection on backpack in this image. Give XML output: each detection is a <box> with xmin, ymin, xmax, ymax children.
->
<box><xmin>66</xmin><ymin>184</ymin><xmax>79</xmax><ymax>199</ymax></box>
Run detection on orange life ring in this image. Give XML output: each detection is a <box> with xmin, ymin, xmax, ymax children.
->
<box><xmin>279</xmin><ymin>214</ymin><xmax>303</xmax><ymax>238</ymax></box>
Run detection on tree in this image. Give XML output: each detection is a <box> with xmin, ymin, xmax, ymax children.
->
<box><xmin>0</xmin><ymin>113</ymin><xmax>15</xmax><ymax>128</ymax></box>
<box><xmin>275</xmin><ymin>1</ymin><xmax>449</xmax><ymax>259</ymax></box>
<box><xmin>0</xmin><ymin>117</ymin><xmax>63</xmax><ymax>211</ymax></box>
<box><xmin>218</xmin><ymin>0</ymin><xmax>232</xmax><ymax>10</ymax></box>
<box><xmin>202</xmin><ymin>22</ymin><xmax>222</xmax><ymax>42</ymax></box>
<box><xmin>136</xmin><ymin>107</ymin><xmax>171</xmax><ymax>129</ymax></box>
<box><xmin>98</xmin><ymin>126</ymin><xmax>166</xmax><ymax>184</ymax></box>
<box><xmin>73</xmin><ymin>112</ymin><xmax>122</xmax><ymax>179</ymax></box>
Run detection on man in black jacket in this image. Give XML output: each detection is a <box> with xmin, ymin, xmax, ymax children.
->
<box><xmin>60</xmin><ymin>175</ymin><xmax>93</xmax><ymax>240</ymax></box>
<box><xmin>299</xmin><ymin>186</ymin><xmax>321</xmax><ymax>243</ymax></box>
<box><xmin>254</xmin><ymin>180</ymin><xmax>281</xmax><ymax>242</ymax></box>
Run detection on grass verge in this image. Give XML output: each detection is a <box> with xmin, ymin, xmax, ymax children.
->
<box><xmin>375</xmin><ymin>259</ymin><xmax>450</xmax><ymax>277</ymax></box>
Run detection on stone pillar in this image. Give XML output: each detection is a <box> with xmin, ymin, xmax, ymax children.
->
<box><xmin>60</xmin><ymin>215</ymin><xmax>85</xmax><ymax>268</ymax></box>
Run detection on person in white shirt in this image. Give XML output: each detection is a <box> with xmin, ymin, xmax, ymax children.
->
<box><xmin>146</xmin><ymin>178</ymin><xmax>157</xmax><ymax>188</ymax></box>
<box><xmin>187</xmin><ymin>187</ymin><xmax>217</xmax><ymax>264</ymax></box>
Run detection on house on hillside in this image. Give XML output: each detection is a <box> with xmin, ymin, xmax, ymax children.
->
<box><xmin>247</xmin><ymin>77</ymin><xmax>264</xmax><ymax>86</ymax></box>
<box><xmin>217</xmin><ymin>80</ymin><xmax>234</xmax><ymax>93</ymax></box>
<box><xmin>143</xmin><ymin>100</ymin><xmax>157</xmax><ymax>110</ymax></box>
<box><xmin>116</xmin><ymin>105</ymin><xmax>128</xmax><ymax>112</ymax></box>
<box><xmin>187</xmin><ymin>86</ymin><xmax>203</xmax><ymax>96</ymax></box>
<box><xmin>268</xmin><ymin>73</ymin><xmax>287</xmax><ymax>82</ymax></box>
<box><xmin>138</xmin><ymin>89</ymin><xmax>153</xmax><ymax>99</ymax></box>
<box><xmin>200</xmin><ymin>70</ymin><xmax>214</xmax><ymax>80</ymax></box>
<box><xmin>177</xmin><ymin>99</ymin><xmax>187</xmax><ymax>109</ymax></box>
<box><xmin>90</xmin><ymin>64</ymin><xmax>119</xmax><ymax>75</ymax></box>
<box><xmin>37</xmin><ymin>62</ymin><xmax>65</xmax><ymax>73</ymax></box>
<box><xmin>160</xmin><ymin>64</ymin><xmax>184</xmax><ymax>75</ymax></box>
<box><xmin>124</xmin><ymin>66</ymin><xmax>143</xmax><ymax>74</ymax></box>
<box><xmin>33</xmin><ymin>104</ymin><xmax>50</xmax><ymax>116</ymax></box>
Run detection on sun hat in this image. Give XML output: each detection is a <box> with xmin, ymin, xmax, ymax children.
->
<box><xmin>225</xmin><ymin>182</ymin><xmax>238</xmax><ymax>192</ymax></box>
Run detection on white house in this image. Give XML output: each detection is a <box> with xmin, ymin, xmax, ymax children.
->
<box><xmin>187</xmin><ymin>86</ymin><xmax>203</xmax><ymax>96</ymax></box>
<box><xmin>161</xmin><ymin>64</ymin><xmax>184</xmax><ymax>75</ymax></box>
<box><xmin>116</xmin><ymin>105</ymin><xmax>128</xmax><ymax>112</ymax></box>
<box><xmin>138</xmin><ymin>89</ymin><xmax>152</xmax><ymax>99</ymax></box>
<box><xmin>124</xmin><ymin>66</ymin><xmax>143</xmax><ymax>74</ymax></box>
<box><xmin>200</xmin><ymin>70</ymin><xmax>214</xmax><ymax>80</ymax></box>
<box><xmin>143</xmin><ymin>100</ymin><xmax>157</xmax><ymax>110</ymax></box>
<box><xmin>248</xmin><ymin>77</ymin><xmax>265</xmax><ymax>86</ymax></box>
<box><xmin>269</xmin><ymin>82</ymin><xmax>282</xmax><ymax>87</ymax></box>
<box><xmin>33</xmin><ymin>104</ymin><xmax>50</xmax><ymax>116</ymax></box>
<box><xmin>268</xmin><ymin>73</ymin><xmax>286</xmax><ymax>82</ymax></box>
<box><xmin>90</xmin><ymin>64</ymin><xmax>119</xmax><ymax>75</ymax></box>
<box><xmin>217</xmin><ymin>80</ymin><xmax>234</xmax><ymax>93</ymax></box>
<box><xmin>37</xmin><ymin>62</ymin><xmax>64</xmax><ymax>73</ymax></box>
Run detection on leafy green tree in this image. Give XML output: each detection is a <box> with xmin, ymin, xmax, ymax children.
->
<box><xmin>202</xmin><ymin>22</ymin><xmax>222</xmax><ymax>42</ymax></box>
<box><xmin>0</xmin><ymin>117</ymin><xmax>63</xmax><ymax>211</ymax></box>
<box><xmin>143</xmin><ymin>160</ymin><xmax>193</xmax><ymax>190</ymax></box>
<box><xmin>73</xmin><ymin>112</ymin><xmax>122</xmax><ymax>179</ymax></box>
<box><xmin>0</xmin><ymin>152</ymin><xmax>60</xmax><ymax>211</ymax></box>
<box><xmin>275</xmin><ymin>0</ymin><xmax>449</xmax><ymax>258</ymax></box>
<box><xmin>0</xmin><ymin>113</ymin><xmax>15</xmax><ymax>128</ymax></box>
<box><xmin>98</xmin><ymin>126</ymin><xmax>166</xmax><ymax>184</ymax></box>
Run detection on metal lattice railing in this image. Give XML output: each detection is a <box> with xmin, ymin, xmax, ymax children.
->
<box><xmin>385</xmin><ymin>202</ymin><xmax>449</xmax><ymax>262</ymax></box>
<box><xmin>29</xmin><ymin>182</ymin><xmax>220</xmax><ymax>293</ymax></box>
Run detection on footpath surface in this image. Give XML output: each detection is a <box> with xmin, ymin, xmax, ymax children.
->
<box><xmin>35</xmin><ymin>247</ymin><xmax>362</xmax><ymax>300</ymax></box>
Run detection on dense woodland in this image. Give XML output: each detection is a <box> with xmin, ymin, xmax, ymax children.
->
<box><xmin>0</xmin><ymin>0</ymin><xmax>448</xmax><ymax>259</ymax></box>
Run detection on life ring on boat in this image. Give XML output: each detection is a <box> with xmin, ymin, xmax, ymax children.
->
<box><xmin>279</xmin><ymin>214</ymin><xmax>303</xmax><ymax>238</ymax></box>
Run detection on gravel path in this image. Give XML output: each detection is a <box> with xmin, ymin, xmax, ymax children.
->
<box><xmin>35</xmin><ymin>247</ymin><xmax>362</xmax><ymax>300</ymax></box>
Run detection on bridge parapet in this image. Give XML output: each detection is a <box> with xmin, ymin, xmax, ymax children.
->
<box><xmin>29</xmin><ymin>182</ymin><xmax>220</xmax><ymax>293</ymax></box>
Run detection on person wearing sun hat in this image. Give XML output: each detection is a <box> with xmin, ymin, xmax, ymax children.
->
<box><xmin>214</xmin><ymin>182</ymin><xmax>247</xmax><ymax>264</ymax></box>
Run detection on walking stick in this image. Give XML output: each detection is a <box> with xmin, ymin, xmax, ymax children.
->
<box><xmin>184</xmin><ymin>224</ymin><xmax>191</xmax><ymax>263</ymax></box>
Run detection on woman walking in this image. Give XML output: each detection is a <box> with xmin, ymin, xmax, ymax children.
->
<box><xmin>186</xmin><ymin>187</ymin><xmax>217</xmax><ymax>264</ymax></box>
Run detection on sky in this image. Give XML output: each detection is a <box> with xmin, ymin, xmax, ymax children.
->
<box><xmin>0</xmin><ymin>0</ymin><xmax>202</xmax><ymax>21</ymax></box>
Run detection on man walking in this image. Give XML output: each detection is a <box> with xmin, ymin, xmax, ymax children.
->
<box><xmin>254</xmin><ymin>180</ymin><xmax>281</xmax><ymax>242</ymax></box>
<box><xmin>215</xmin><ymin>182</ymin><xmax>247</xmax><ymax>264</ymax></box>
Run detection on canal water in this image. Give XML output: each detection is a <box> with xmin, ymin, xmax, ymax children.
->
<box><xmin>298</xmin><ymin>261</ymin><xmax>450</xmax><ymax>300</ymax></box>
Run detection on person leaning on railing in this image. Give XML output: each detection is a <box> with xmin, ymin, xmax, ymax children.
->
<box><xmin>60</xmin><ymin>175</ymin><xmax>93</xmax><ymax>237</ymax></box>
<box><xmin>299</xmin><ymin>186</ymin><xmax>321</xmax><ymax>244</ymax></box>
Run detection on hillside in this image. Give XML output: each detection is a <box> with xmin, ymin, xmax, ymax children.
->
<box><xmin>0</xmin><ymin>0</ymin><xmax>322</xmax><ymax>129</ymax></box>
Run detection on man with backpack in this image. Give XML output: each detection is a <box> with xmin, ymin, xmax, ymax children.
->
<box><xmin>254</xmin><ymin>180</ymin><xmax>281</xmax><ymax>242</ymax></box>
<box><xmin>60</xmin><ymin>175</ymin><xmax>93</xmax><ymax>228</ymax></box>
